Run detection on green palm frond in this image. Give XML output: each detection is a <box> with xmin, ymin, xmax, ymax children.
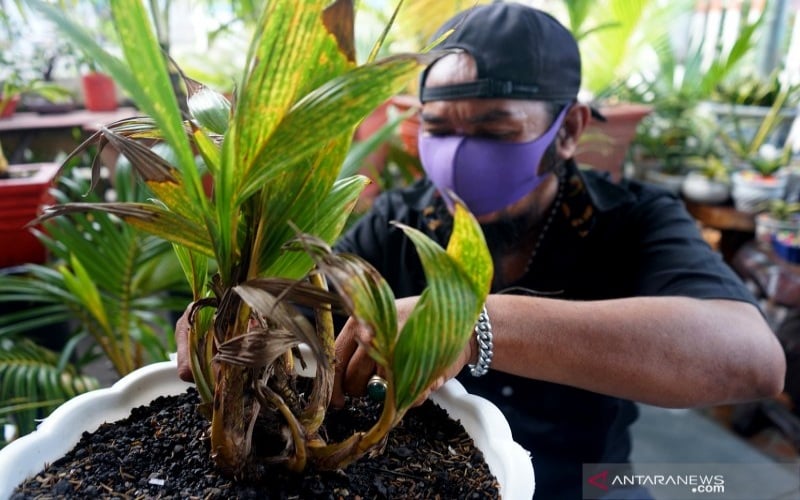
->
<box><xmin>0</xmin><ymin>338</ymin><xmax>99</xmax><ymax>439</ymax></box>
<box><xmin>577</xmin><ymin>0</ymin><xmax>655</xmax><ymax>96</ymax></box>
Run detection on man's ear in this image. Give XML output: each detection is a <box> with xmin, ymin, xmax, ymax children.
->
<box><xmin>556</xmin><ymin>104</ymin><xmax>590</xmax><ymax>159</ymax></box>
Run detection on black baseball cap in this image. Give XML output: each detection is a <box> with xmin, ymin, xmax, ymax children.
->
<box><xmin>419</xmin><ymin>2</ymin><xmax>582</xmax><ymax>105</ymax></box>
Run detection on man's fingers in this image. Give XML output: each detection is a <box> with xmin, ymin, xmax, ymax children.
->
<box><xmin>343</xmin><ymin>347</ymin><xmax>376</xmax><ymax>397</ymax></box>
<box><xmin>175</xmin><ymin>304</ymin><xmax>194</xmax><ymax>383</ymax></box>
<box><xmin>332</xmin><ymin>325</ymin><xmax>359</xmax><ymax>408</ymax></box>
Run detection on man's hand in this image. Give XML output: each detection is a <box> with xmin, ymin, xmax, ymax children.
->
<box><xmin>331</xmin><ymin>314</ymin><xmax>377</xmax><ymax>407</ymax></box>
<box><xmin>331</xmin><ymin>296</ymin><xmax>475</xmax><ymax>408</ymax></box>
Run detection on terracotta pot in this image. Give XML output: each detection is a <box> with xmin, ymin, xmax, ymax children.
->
<box><xmin>575</xmin><ymin>103</ymin><xmax>653</xmax><ymax>182</ymax></box>
<box><xmin>389</xmin><ymin>94</ymin><xmax>422</xmax><ymax>158</ymax></box>
<box><xmin>0</xmin><ymin>163</ymin><xmax>60</xmax><ymax>267</ymax></box>
<box><xmin>82</xmin><ymin>72</ymin><xmax>118</xmax><ymax>112</ymax></box>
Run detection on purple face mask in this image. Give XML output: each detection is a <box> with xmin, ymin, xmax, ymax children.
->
<box><xmin>418</xmin><ymin>106</ymin><xmax>568</xmax><ymax>216</ymax></box>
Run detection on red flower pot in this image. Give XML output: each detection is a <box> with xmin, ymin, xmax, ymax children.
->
<box><xmin>0</xmin><ymin>94</ymin><xmax>21</xmax><ymax>118</ymax></box>
<box><xmin>0</xmin><ymin>163</ymin><xmax>60</xmax><ymax>267</ymax></box>
<box><xmin>82</xmin><ymin>72</ymin><xmax>118</xmax><ymax>112</ymax></box>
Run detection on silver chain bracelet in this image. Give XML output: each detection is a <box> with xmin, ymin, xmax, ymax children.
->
<box><xmin>468</xmin><ymin>305</ymin><xmax>493</xmax><ymax>377</ymax></box>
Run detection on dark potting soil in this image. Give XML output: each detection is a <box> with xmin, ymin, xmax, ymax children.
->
<box><xmin>12</xmin><ymin>388</ymin><xmax>499</xmax><ymax>499</ymax></box>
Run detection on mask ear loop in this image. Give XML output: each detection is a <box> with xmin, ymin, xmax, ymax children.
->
<box><xmin>540</xmin><ymin>103</ymin><xmax>571</xmax><ymax>177</ymax></box>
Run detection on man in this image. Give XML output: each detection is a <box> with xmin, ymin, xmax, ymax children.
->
<box><xmin>176</xmin><ymin>2</ymin><xmax>784</xmax><ymax>497</ymax></box>
<box><xmin>330</xmin><ymin>3</ymin><xmax>785</xmax><ymax>498</ymax></box>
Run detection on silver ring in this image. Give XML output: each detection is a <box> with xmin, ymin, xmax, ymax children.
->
<box><xmin>367</xmin><ymin>374</ymin><xmax>388</xmax><ymax>402</ymax></box>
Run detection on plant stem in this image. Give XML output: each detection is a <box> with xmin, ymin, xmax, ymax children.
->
<box><xmin>301</xmin><ymin>272</ymin><xmax>335</xmax><ymax>433</ymax></box>
<box><xmin>209</xmin><ymin>294</ymin><xmax>257</xmax><ymax>476</ymax></box>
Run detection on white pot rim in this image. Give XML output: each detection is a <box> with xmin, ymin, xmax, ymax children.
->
<box><xmin>0</xmin><ymin>360</ymin><xmax>534</xmax><ymax>499</ymax></box>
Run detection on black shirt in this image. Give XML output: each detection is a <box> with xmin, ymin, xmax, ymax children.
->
<box><xmin>334</xmin><ymin>160</ymin><xmax>757</xmax><ymax>499</ymax></box>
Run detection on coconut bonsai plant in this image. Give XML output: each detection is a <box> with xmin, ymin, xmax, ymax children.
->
<box><xmin>18</xmin><ymin>0</ymin><xmax>500</xmax><ymax>490</ymax></box>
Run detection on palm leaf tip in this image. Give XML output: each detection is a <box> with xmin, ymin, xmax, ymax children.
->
<box><xmin>31</xmin><ymin>202</ymin><xmax>155</xmax><ymax>226</ymax></box>
<box><xmin>323</xmin><ymin>0</ymin><xmax>356</xmax><ymax>63</ymax></box>
<box><xmin>100</xmin><ymin>128</ymin><xmax>180</xmax><ymax>184</ymax></box>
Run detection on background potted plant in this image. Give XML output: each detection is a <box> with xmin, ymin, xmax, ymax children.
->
<box><xmin>705</xmin><ymin>70</ymin><xmax>800</xmax><ymax>151</ymax></box>
<box><xmin>681</xmin><ymin>156</ymin><xmax>732</xmax><ymax>205</ymax></box>
<box><xmin>753</xmin><ymin>198</ymin><xmax>800</xmax><ymax>249</ymax></box>
<box><xmin>0</xmin><ymin>158</ymin><xmax>190</xmax><ymax>445</ymax></box>
<box><xmin>0</xmin><ymin>10</ymin><xmax>75</xmax><ymax>117</ymax></box>
<box><xmin>629</xmin><ymin>106</ymin><xmax>720</xmax><ymax>194</ymax></box>
<box><xmin>720</xmin><ymin>83</ymin><xmax>797</xmax><ymax>213</ymax></box>
<box><xmin>761</xmin><ymin>200</ymin><xmax>800</xmax><ymax>264</ymax></box>
<box><xmin>620</xmin><ymin>1</ymin><xmax>761</xmax><ymax>191</ymax></box>
<box><xmin>0</xmin><ymin>70</ymin><xmax>74</xmax><ymax>119</ymax></box>
<box><xmin>3</xmin><ymin>0</ymin><xmax>533</xmax><ymax>496</ymax></box>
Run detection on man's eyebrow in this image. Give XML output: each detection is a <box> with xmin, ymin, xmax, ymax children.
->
<box><xmin>420</xmin><ymin>112</ymin><xmax>447</xmax><ymax>124</ymax></box>
<box><xmin>466</xmin><ymin>109</ymin><xmax>514</xmax><ymax>123</ymax></box>
<box><xmin>420</xmin><ymin>109</ymin><xmax>514</xmax><ymax>124</ymax></box>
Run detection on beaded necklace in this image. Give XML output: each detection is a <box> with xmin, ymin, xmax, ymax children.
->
<box><xmin>521</xmin><ymin>172</ymin><xmax>565</xmax><ymax>277</ymax></box>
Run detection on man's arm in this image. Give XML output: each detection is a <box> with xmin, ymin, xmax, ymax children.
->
<box><xmin>482</xmin><ymin>294</ymin><xmax>784</xmax><ymax>407</ymax></box>
<box><xmin>333</xmin><ymin>294</ymin><xmax>785</xmax><ymax>408</ymax></box>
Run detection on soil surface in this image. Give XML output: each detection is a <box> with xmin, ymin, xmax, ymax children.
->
<box><xmin>13</xmin><ymin>388</ymin><xmax>499</xmax><ymax>498</ymax></box>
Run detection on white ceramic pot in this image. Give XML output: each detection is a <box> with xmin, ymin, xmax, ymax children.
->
<box><xmin>643</xmin><ymin>168</ymin><xmax>686</xmax><ymax>195</ymax></box>
<box><xmin>731</xmin><ymin>170</ymin><xmax>788</xmax><ymax>214</ymax></box>
<box><xmin>681</xmin><ymin>171</ymin><xmax>731</xmax><ymax>204</ymax></box>
<box><xmin>0</xmin><ymin>361</ymin><xmax>534</xmax><ymax>499</ymax></box>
